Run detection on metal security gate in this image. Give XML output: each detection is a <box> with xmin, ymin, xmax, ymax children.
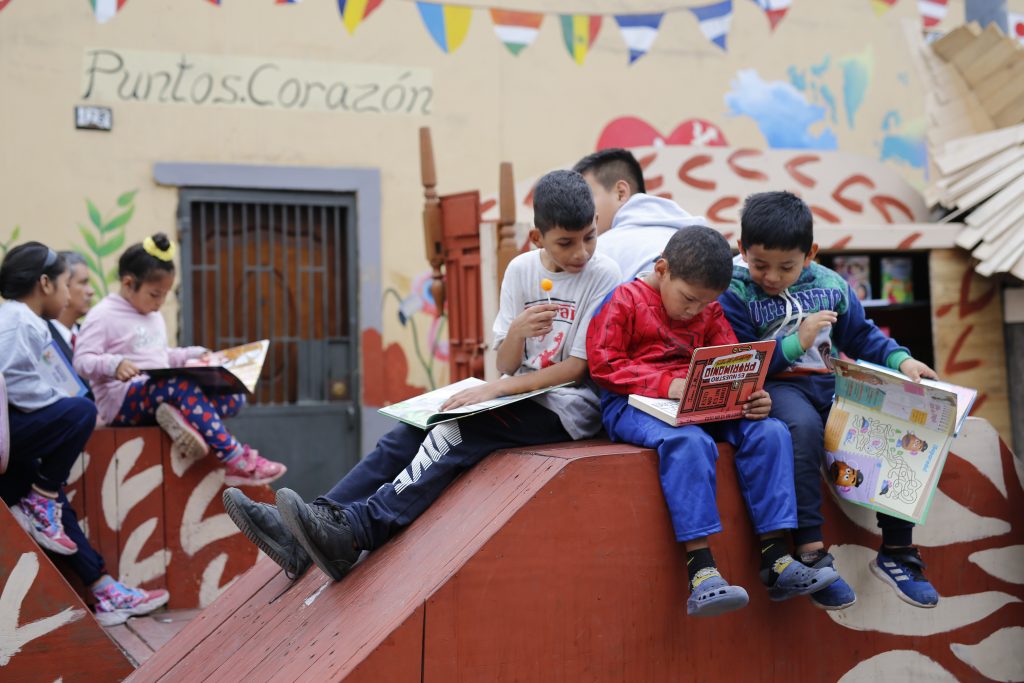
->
<box><xmin>178</xmin><ymin>189</ymin><xmax>359</xmax><ymax>496</ymax></box>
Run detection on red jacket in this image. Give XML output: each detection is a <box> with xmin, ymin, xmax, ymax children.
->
<box><xmin>587</xmin><ymin>279</ymin><xmax>738</xmax><ymax>398</ymax></box>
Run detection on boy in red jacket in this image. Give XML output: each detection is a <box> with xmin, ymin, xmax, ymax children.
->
<box><xmin>587</xmin><ymin>226</ymin><xmax>837</xmax><ymax>616</ymax></box>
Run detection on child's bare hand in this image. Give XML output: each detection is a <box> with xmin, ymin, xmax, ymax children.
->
<box><xmin>511</xmin><ymin>304</ymin><xmax>558</xmax><ymax>339</ymax></box>
<box><xmin>667</xmin><ymin>378</ymin><xmax>687</xmax><ymax>400</ymax></box>
<box><xmin>899</xmin><ymin>358</ymin><xmax>938</xmax><ymax>382</ymax></box>
<box><xmin>115</xmin><ymin>359</ymin><xmax>141</xmax><ymax>381</ymax></box>
<box><xmin>798</xmin><ymin>310</ymin><xmax>838</xmax><ymax>350</ymax></box>
<box><xmin>440</xmin><ymin>383</ymin><xmax>503</xmax><ymax>411</ymax></box>
<box><xmin>742</xmin><ymin>390</ymin><xmax>772</xmax><ymax>420</ymax></box>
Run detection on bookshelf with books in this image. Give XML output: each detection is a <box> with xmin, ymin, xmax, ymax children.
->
<box><xmin>817</xmin><ymin>252</ymin><xmax>933</xmax><ymax>369</ymax></box>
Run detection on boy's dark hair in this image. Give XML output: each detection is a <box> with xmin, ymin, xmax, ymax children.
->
<box><xmin>0</xmin><ymin>241</ymin><xmax>67</xmax><ymax>300</ymax></box>
<box><xmin>119</xmin><ymin>232</ymin><xmax>176</xmax><ymax>289</ymax></box>
<box><xmin>740</xmin><ymin>191</ymin><xmax>814</xmax><ymax>254</ymax></box>
<box><xmin>532</xmin><ymin>170</ymin><xmax>595</xmax><ymax>234</ymax></box>
<box><xmin>572</xmin><ymin>148</ymin><xmax>647</xmax><ymax>195</ymax></box>
<box><xmin>661</xmin><ymin>226</ymin><xmax>733</xmax><ymax>292</ymax></box>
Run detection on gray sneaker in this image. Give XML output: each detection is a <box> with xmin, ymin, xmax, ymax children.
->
<box><xmin>276</xmin><ymin>488</ymin><xmax>359</xmax><ymax>582</ymax></box>
<box><xmin>223</xmin><ymin>487</ymin><xmax>311</xmax><ymax>579</ymax></box>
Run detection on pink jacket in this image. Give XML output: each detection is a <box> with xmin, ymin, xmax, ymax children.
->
<box><xmin>74</xmin><ymin>293</ymin><xmax>205</xmax><ymax>425</ymax></box>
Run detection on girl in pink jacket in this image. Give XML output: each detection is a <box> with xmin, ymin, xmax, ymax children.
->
<box><xmin>75</xmin><ymin>233</ymin><xmax>285</xmax><ymax>486</ymax></box>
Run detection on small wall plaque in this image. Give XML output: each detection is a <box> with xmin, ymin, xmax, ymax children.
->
<box><xmin>75</xmin><ymin>105</ymin><xmax>112</xmax><ymax>131</ymax></box>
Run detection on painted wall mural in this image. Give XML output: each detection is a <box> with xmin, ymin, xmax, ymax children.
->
<box><xmin>76</xmin><ymin>190</ymin><xmax>136</xmax><ymax>298</ymax></box>
<box><xmin>0</xmin><ymin>226</ymin><xmax>18</xmax><ymax>259</ymax></box>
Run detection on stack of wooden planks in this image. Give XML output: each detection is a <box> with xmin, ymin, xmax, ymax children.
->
<box><xmin>907</xmin><ymin>21</ymin><xmax>1024</xmax><ymax>280</ymax></box>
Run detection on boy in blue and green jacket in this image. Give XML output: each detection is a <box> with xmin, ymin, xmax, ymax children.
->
<box><xmin>718</xmin><ymin>191</ymin><xmax>941</xmax><ymax>611</ymax></box>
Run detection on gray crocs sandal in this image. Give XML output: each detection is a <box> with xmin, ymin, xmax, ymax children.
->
<box><xmin>763</xmin><ymin>555</ymin><xmax>839</xmax><ymax>601</ymax></box>
<box><xmin>687</xmin><ymin>568</ymin><xmax>749</xmax><ymax>617</ymax></box>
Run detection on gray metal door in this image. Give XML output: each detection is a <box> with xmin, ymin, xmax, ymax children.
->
<box><xmin>177</xmin><ymin>189</ymin><xmax>359</xmax><ymax>497</ymax></box>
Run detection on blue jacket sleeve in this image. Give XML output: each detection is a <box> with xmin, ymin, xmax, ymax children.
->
<box><xmin>833</xmin><ymin>284</ymin><xmax>909</xmax><ymax>365</ymax></box>
<box><xmin>718</xmin><ymin>289</ymin><xmax>793</xmax><ymax>375</ymax></box>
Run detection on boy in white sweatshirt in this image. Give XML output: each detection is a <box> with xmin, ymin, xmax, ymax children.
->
<box><xmin>574</xmin><ymin>148</ymin><xmax>706</xmax><ymax>282</ymax></box>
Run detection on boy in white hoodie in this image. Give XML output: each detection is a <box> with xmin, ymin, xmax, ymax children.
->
<box><xmin>573</xmin><ymin>148</ymin><xmax>706</xmax><ymax>281</ymax></box>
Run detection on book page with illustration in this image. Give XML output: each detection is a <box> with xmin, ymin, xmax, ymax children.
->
<box><xmin>823</xmin><ymin>359</ymin><xmax>970</xmax><ymax>523</ymax></box>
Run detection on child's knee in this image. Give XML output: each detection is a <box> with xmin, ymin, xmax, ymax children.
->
<box><xmin>66</xmin><ymin>397</ymin><xmax>98</xmax><ymax>426</ymax></box>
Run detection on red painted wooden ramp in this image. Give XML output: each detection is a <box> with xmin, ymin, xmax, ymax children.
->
<box><xmin>130</xmin><ymin>419</ymin><xmax>1024</xmax><ymax>682</ymax></box>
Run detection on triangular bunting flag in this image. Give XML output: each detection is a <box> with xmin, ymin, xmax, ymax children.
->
<box><xmin>1009</xmin><ymin>12</ymin><xmax>1024</xmax><ymax>45</ymax></box>
<box><xmin>490</xmin><ymin>9</ymin><xmax>543</xmax><ymax>55</ymax></box>
<box><xmin>338</xmin><ymin>0</ymin><xmax>383</xmax><ymax>34</ymax></box>
<box><xmin>207</xmin><ymin>0</ymin><xmax>220</xmax><ymax>5</ymax></box>
<box><xmin>276</xmin><ymin>0</ymin><xmax>301</xmax><ymax>3</ymax></box>
<box><xmin>0</xmin><ymin>0</ymin><xmax>12</xmax><ymax>10</ymax></box>
<box><xmin>417</xmin><ymin>2</ymin><xmax>473</xmax><ymax>54</ymax></box>
<box><xmin>689</xmin><ymin>0</ymin><xmax>732</xmax><ymax>51</ymax></box>
<box><xmin>89</xmin><ymin>0</ymin><xmax>127</xmax><ymax>24</ymax></box>
<box><xmin>918</xmin><ymin>0</ymin><xmax>947</xmax><ymax>29</ymax></box>
<box><xmin>560</xmin><ymin>14</ymin><xmax>602</xmax><ymax>65</ymax></box>
<box><xmin>870</xmin><ymin>0</ymin><xmax>898</xmax><ymax>16</ymax></box>
<box><xmin>614</xmin><ymin>14</ymin><xmax>664</xmax><ymax>64</ymax></box>
<box><xmin>750</xmin><ymin>0</ymin><xmax>790</xmax><ymax>31</ymax></box>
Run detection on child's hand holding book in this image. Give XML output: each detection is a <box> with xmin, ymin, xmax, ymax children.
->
<box><xmin>898</xmin><ymin>358</ymin><xmax>938</xmax><ymax>382</ymax></box>
<box><xmin>742</xmin><ymin>390</ymin><xmax>772</xmax><ymax>420</ymax></box>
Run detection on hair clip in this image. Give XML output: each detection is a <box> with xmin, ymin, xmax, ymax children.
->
<box><xmin>143</xmin><ymin>236</ymin><xmax>176</xmax><ymax>262</ymax></box>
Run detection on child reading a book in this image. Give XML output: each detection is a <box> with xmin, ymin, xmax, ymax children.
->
<box><xmin>718</xmin><ymin>191</ymin><xmax>940</xmax><ymax>609</ymax></box>
<box><xmin>0</xmin><ymin>242</ymin><xmax>169</xmax><ymax>624</ymax></box>
<box><xmin>573</xmin><ymin>148</ymin><xmax>705</xmax><ymax>281</ymax></box>
<box><xmin>223</xmin><ymin>169</ymin><xmax>621</xmax><ymax>583</ymax></box>
<box><xmin>74</xmin><ymin>233</ymin><xmax>286</xmax><ymax>486</ymax></box>
<box><xmin>587</xmin><ymin>226</ymin><xmax>837</xmax><ymax>617</ymax></box>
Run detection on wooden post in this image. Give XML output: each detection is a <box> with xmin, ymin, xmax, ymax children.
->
<box><xmin>496</xmin><ymin>161</ymin><xmax>518</xmax><ymax>287</ymax></box>
<box><xmin>420</xmin><ymin>127</ymin><xmax>445</xmax><ymax>311</ymax></box>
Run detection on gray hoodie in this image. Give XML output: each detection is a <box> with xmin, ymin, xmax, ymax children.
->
<box><xmin>597</xmin><ymin>193</ymin><xmax>707</xmax><ymax>282</ymax></box>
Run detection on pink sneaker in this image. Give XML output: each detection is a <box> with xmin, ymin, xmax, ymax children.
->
<box><xmin>93</xmin><ymin>579</ymin><xmax>170</xmax><ymax>626</ymax></box>
<box><xmin>156</xmin><ymin>403</ymin><xmax>209</xmax><ymax>459</ymax></box>
<box><xmin>223</xmin><ymin>446</ymin><xmax>287</xmax><ymax>486</ymax></box>
<box><xmin>11</xmin><ymin>491</ymin><xmax>78</xmax><ymax>555</ymax></box>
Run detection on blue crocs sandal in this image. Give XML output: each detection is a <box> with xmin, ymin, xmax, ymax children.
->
<box><xmin>870</xmin><ymin>546</ymin><xmax>939</xmax><ymax>608</ymax></box>
<box><xmin>806</xmin><ymin>553</ymin><xmax>856</xmax><ymax>611</ymax></box>
<box><xmin>763</xmin><ymin>554</ymin><xmax>839</xmax><ymax>601</ymax></box>
<box><xmin>687</xmin><ymin>568</ymin><xmax>749</xmax><ymax>617</ymax></box>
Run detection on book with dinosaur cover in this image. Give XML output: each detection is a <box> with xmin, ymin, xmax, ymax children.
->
<box><xmin>627</xmin><ymin>341</ymin><xmax>776</xmax><ymax>426</ymax></box>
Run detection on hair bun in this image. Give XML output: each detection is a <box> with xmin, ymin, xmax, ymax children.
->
<box><xmin>152</xmin><ymin>233</ymin><xmax>171</xmax><ymax>251</ymax></box>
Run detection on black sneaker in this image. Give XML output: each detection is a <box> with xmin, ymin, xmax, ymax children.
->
<box><xmin>276</xmin><ymin>488</ymin><xmax>360</xmax><ymax>582</ymax></box>
<box><xmin>223</xmin><ymin>487</ymin><xmax>311</xmax><ymax>580</ymax></box>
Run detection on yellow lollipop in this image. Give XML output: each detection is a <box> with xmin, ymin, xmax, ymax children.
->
<box><xmin>540</xmin><ymin>278</ymin><xmax>553</xmax><ymax>305</ymax></box>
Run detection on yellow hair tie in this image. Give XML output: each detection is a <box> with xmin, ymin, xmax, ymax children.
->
<box><xmin>143</xmin><ymin>236</ymin><xmax>176</xmax><ymax>262</ymax></box>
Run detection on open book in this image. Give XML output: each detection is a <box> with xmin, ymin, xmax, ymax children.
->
<box><xmin>823</xmin><ymin>358</ymin><xmax>977</xmax><ymax>524</ymax></box>
<box><xmin>379</xmin><ymin>377</ymin><xmax>572</xmax><ymax>430</ymax></box>
<box><xmin>145</xmin><ymin>340</ymin><xmax>269</xmax><ymax>395</ymax></box>
<box><xmin>627</xmin><ymin>341</ymin><xmax>776</xmax><ymax>426</ymax></box>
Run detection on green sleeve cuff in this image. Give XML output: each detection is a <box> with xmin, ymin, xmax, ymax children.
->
<box><xmin>781</xmin><ymin>333</ymin><xmax>805</xmax><ymax>363</ymax></box>
<box><xmin>886</xmin><ymin>350</ymin><xmax>912</xmax><ymax>371</ymax></box>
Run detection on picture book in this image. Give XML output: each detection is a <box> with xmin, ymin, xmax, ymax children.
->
<box><xmin>378</xmin><ymin>377</ymin><xmax>573</xmax><ymax>430</ymax></box>
<box><xmin>832</xmin><ymin>255</ymin><xmax>872</xmax><ymax>301</ymax></box>
<box><xmin>627</xmin><ymin>341</ymin><xmax>776</xmax><ymax>426</ymax></box>
<box><xmin>39</xmin><ymin>341</ymin><xmax>89</xmax><ymax>398</ymax></box>
<box><xmin>144</xmin><ymin>340</ymin><xmax>269</xmax><ymax>395</ymax></box>
<box><xmin>880</xmin><ymin>256</ymin><xmax>914</xmax><ymax>303</ymax></box>
<box><xmin>823</xmin><ymin>358</ymin><xmax>977</xmax><ymax>524</ymax></box>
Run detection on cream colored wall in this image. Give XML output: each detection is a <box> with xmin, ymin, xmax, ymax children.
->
<box><xmin>0</xmin><ymin>0</ymin><xmax>992</xmax><ymax>392</ymax></box>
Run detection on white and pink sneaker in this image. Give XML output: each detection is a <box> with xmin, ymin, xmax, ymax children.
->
<box><xmin>156</xmin><ymin>403</ymin><xmax>209</xmax><ymax>460</ymax></box>
<box><xmin>11</xmin><ymin>491</ymin><xmax>78</xmax><ymax>555</ymax></box>
<box><xmin>223</xmin><ymin>445</ymin><xmax>287</xmax><ymax>486</ymax></box>
<box><xmin>93</xmin><ymin>578</ymin><xmax>170</xmax><ymax>626</ymax></box>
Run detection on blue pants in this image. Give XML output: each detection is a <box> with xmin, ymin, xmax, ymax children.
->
<box><xmin>766</xmin><ymin>376</ymin><xmax>914</xmax><ymax>548</ymax></box>
<box><xmin>1</xmin><ymin>397</ymin><xmax>105</xmax><ymax>584</ymax></box>
<box><xmin>601</xmin><ymin>393</ymin><xmax>797</xmax><ymax>542</ymax></box>
<box><xmin>321</xmin><ymin>400</ymin><xmax>570</xmax><ymax>551</ymax></box>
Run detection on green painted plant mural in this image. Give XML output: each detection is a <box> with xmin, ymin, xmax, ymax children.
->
<box><xmin>0</xmin><ymin>226</ymin><xmax>20</xmax><ymax>258</ymax></box>
<box><xmin>77</xmin><ymin>190</ymin><xmax>137</xmax><ymax>297</ymax></box>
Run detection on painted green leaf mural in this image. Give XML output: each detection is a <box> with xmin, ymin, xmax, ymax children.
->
<box><xmin>76</xmin><ymin>191</ymin><xmax>137</xmax><ymax>298</ymax></box>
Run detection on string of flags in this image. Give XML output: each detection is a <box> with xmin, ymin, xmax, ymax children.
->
<box><xmin>67</xmin><ymin>0</ymin><xmax>958</xmax><ymax>57</ymax></box>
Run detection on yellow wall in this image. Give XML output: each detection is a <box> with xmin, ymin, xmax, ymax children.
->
<box><xmin>0</xmin><ymin>0</ymin><xmax>1003</xmax><ymax>395</ymax></box>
